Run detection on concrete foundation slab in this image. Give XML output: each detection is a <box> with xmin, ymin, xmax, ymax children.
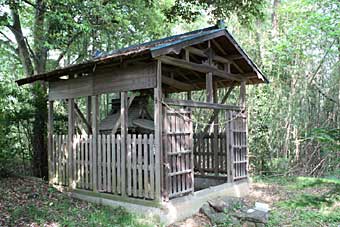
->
<box><xmin>70</xmin><ymin>179</ymin><xmax>249</xmax><ymax>225</ymax></box>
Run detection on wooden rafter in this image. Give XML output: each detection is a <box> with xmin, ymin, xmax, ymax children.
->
<box><xmin>162</xmin><ymin>75</ymin><xmax>193</xmax><ymax>90</ymax></box>
<box><xmin>157</xmin><ymin>55</ymin><xmax>241</xmax><ymax>81</ymax></box>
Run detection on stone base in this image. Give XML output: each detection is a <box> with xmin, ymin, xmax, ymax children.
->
<box><xmin>70</xmin><ymin>180</ymin><xmax>249</xmax><ymax>225</ymax></box>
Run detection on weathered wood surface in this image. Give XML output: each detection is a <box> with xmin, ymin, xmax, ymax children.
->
<box><xmin>52</xmin><ymin>133</ymin><xmax>156</xmax><ymax>200</ymax></box>
<box><xmin>163</xmin><ymin>109</ymin><xmax>194</xmax><ymax>199</ymax></box>
<box><xmin>49</xmin><ymin>63</ymin><xmax>157</xmax><ymax>100</ymax></box>
<box><xmin>164</xmin><ymin>98</ymin><xmax>242</xmax><ymax>110</ymax></box>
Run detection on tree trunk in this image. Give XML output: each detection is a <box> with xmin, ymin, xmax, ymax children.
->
<box><xmin>10</xmin><ymin>1</ymin><xmax>48</xmax><ymax>179</ymax></box>
<box><xmin>271</xmin><ymin>0</ymin><xmax>280</xmax><ymax>38</ymax></box>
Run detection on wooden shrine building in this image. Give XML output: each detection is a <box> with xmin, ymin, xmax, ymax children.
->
<box><xmin>16</xmin><ymin>23</ymin><xmax>268</xmax><ymax>223</ymax></box>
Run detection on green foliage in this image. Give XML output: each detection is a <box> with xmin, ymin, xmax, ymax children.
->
<box><xmin>165</xmin><ymin>0</ymin><xmax>266</xmax><ymax>25</ymax></box>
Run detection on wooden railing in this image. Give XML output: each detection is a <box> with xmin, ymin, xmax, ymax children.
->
<box><xmin>193</xmin><ymin>133</ymin><xmax>228</xmax><ymax>176</ymax></box>
<box><xmin>51</xmin><ymin>134</ymin><xmax>156</xmax><ymax>200</ymax></box>
<box><xmin>193</xmin><ymin>110</ymin><xmax>248</xmax><ymax>181</ymax></box>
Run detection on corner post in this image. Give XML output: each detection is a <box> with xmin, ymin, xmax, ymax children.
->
<box><xmin>240</xmin><ymin>81</ymin><xmax>248</xmax><ymax>178</ymax></box>
<box><xmin>213</xmin><ymin>82</ymin><xmax>219</xmax><ymax>176</ymax></box>
<box><xmin>120</xmin><ymin>91</ymin><xmax>128</xmax><ymax>196</ymax></box>
<box><xmin>154</xmin><ymin>60</ymin><xmax>162</xmax><ymax>201</ymax></box>
<box><xmin>68</xmin><ymin>98</ymin><xmax>75</xmax><ymax>188</ymax></box>
<box><xmin>92</xmin><ymin>95</ymin><xmax>99</xmax><ymax>192</ymax></box>
<box><xmin>48</xmin><ymin>100</ymin><xmax>54</xmax><ymax>184</ymax></box>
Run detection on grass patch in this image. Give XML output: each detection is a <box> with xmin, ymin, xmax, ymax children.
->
<box><xmin>0</xmin><ymin>177</ymin><xmax>156</xmax><ymax>227</ymax></box>
<box><xmin>253</xmin><ymin>176</ymin><xmax>340</xmax><ymax>227</ymax></box>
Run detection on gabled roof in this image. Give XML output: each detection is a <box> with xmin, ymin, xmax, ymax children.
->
<box><xmin>16</xmin><ymin>25</ymin><xmax>268</xmax><ymax>86</ymax></box>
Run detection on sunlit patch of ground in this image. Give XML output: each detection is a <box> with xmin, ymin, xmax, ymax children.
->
<box><xmin>171</xmin><ymin>176</ymin><xmax>340</xmax><ymax>227</ymax></box>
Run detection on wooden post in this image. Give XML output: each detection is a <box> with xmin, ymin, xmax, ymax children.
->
<box><xmin>120</xmin><ymin>91</ymin><xmax>128</xmax><ymax>196</ymax></box>
<box><xmin>213</xmin><ymin>82</ymin><xmax>219</xmax><ymax>176</ymax></box>
<box><xmin>92</xmin><ymin>95</ymin><xmax>99</xmax><ymax>192</ymax></box>
<box><xmin>68</xmin><ymin>98</ymin><xmax>75</xmax><ymax>188</ymax></box>
<box><xmin>154</xmin><ymin>60</ymin><xmax>162</xmax><ymax>201</ymax></box>
<box><xmin>240</xmin><ymin>80</ymin><xmax>248</xmax><ymax>178</ymax></box>
<box><xmin>240</xmin><ymin>81</ymin><xmax>246</xmax><ymax>108</ymax></box>
<box><xmin>86</xmin><ymin>96</ymin><xmax>92</xmax><ymax>125</ymax></box>
<box><xmin>206</xmin><ymin>73</ymin><xmax>213</xmax><ymax>103</ymax></box>
<box><xmin>206</xmin><ymin>41</ymin><xmax>213</xmax><ymax>103</ymax></box>
<box><xmin>48</xmin><ymin>100</ymin><xmax>54</xmax><ymax>184</ymax></box>
<box><xmin>226</xmin><ymin>110</ymin><xmax>232</xmax><ymax>182</ymax></box>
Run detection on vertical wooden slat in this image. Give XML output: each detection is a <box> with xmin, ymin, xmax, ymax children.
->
<box><xmin>111</xmin><ymin>135</ymin><xmax>116</xmax><ymax>194</ymax></box>
<box><xmin>48</xmin><ymin>101</ymin><xmax>54</xmax><ymax>184</ymax></box>
<box><xmin>120</xmin><ymin>92</ymin><xmax>128</xmax><ymax>196</ymax></box>
<box><xmin>81</xmin><ymin>136</ymin><xmax>85</xmax><ymax>188</ymax></box>
<box><xmin>154</xmin><ymin>60</ymin><xmax>162</xmax><ymax>201</ymax></box>
<box><xmin>231</xmin><ymin>112</ymin><xmax>235</xmax><ymax>181</ymax></box>
<box><xmin>127</xmin><ymin>134</ymin><xmax>132</xmax><ymax>196</ymax></box>
<box><xmin>143</xmin><ymin>134</ymin><xmax>149</xmax><ymax>198</ymax></box>
<box><xmin>89</xmin><ymin>135</ymin><xmax>93</xmax><ymax>190</ymax></box>
<box><xmin>92</xmin><ymin>95</ymin><xmax>99</xmax><ymax>192</ymax></box>
<box><xmin>68</xmin><ymin>99</ymin><xmax>75</xmax><ymax>188</ymax></box>
<box><xmin>149</xmin><ymin>134</ymin><xmax>155</xmax><ymax>199</ymax></box>
<box><xmin>132</xmin><ymin>134</ymin><xmax>137</xmax><ymax>197</ymax></box>
<box><xmin>62</xmin><ymin>135</ymin><xmax>66</xmax><ymax>186</ymax></box>
<box><xmin>85</xmin><ymin>136</ymin><xmax>89</xmax><ymax>189</ymax></box>
<box><xmin>57</xmin><ymin>135</ymin><xmax>61</xmax><ymax>185</ymax></box>
<box><xmin>107</xmin><ymin>134</ymin><xmax>111</xmax><ymax>193</ymax></box>
<box><xmin>163</xmin><ymin>109</ymin><xmax>169</xmax><ymax>201</ymax></box>
<box><xmin>137</xmin><ymin>135</ymin><xmax>143</xmax><ymax>198</ymax></box>
<box><xmin>98</xmin><ymin>134</ymin><xmax>102</xmax><ymax>191</ymax></box>
<box><xmin>189</xmin><ymin>112</ymin><xmax>194</xmax><ymax>191</ymax></box>
<box><xmin>117</xmin><ymin>135</ymin><xmax>121</xmax><ymax>194</ymax></box>
<box><xmin>102</xmin><ymin>135</ymin><xmax>107</xmax><ymax>192</ymax></box>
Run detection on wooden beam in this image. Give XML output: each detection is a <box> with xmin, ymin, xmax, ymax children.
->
<box><xmin>154</xmin><ymin>60</ymin><xmax>162</xmax><ymax>201</ymax></box>
<box><xmin>74</xmin><ymin>102</ymin><xmax>92</xmax><ymax>134</ymax></box>
<box><xmin>157</xmin><ymin>56</ymin><xmax>241</xmax><ymax>81</ymax></box>
<box><xmin>151</xmin><ymin>30</ymin><xmax>226</xmax><ymax>57</ymax></box>
<box><xmin>211</xmin><ymin>39</ymin><xmax>227</xmax><ymax>55</ymax></box>
<box><xmin>164</xmin><ymin>98</ymin><xmax>241</xmax><ymax>110</ymax></box>
<box><xmin>162</xmin><ymin>75</ymin><xmax>193</xmax><ymax>91</ymax></box>
<box><xmin>203</xmin><ymin>85</ymin><xmax>235</xmax><ymax>133</ymax></box>
<box><xmin>68</xmin><ymin>98</ymin><xmax>75</xmax><ymax>188</ymax></box>
<box><xmin>91</xmin><ymin>95</ymin><xmax>99</xmax><ymax>192</ymax></box>
<box><xmin>186</xmin><ymin>46</ymin><xmax>246</xmax><ymax>74</ymax></box>
<box><xmin>120</xmin><ymin>91</ymin><xmax>128</xmax><ymax>196</ymax></box>
<box><xmin>48</xmin><ymin>101</ymin><xmax>54</xmax><ymax>184</ymax></box>
<box><xmin>186</xmin><ymin>46</ymin><xmax>231</xmax><ymax>65</ymax></box>
<box><xmin>226</xmin><ymin>54</ymin><xmax>243</xmax><ymax>60</ymax></box>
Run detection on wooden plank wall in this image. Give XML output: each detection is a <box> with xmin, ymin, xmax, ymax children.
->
<box><xmin>48</xmin><ymin>63</ymin><xmax>157</xmax><ymax>101</ymax></box>
<box><xmin>230</xmin><ymin>111</ymin><xmax>248</xmax><ymax>180</ymax></box>
<box><xmin>193</xmin><ymin>133</ymin><xmax>228</xmax><ymax>176</ymax></box>
<box><xmin>164</xmin><ymin>110</ymin><xmax>194</xmax><ymax>199</ymax></box>
<box><xmin>51</xmin><ymin>133</ymin><xmax>156</xmax><ymax>200</ymax></box>
<box><xmin>193</xmin><ymin>110</ymin><xmax>248</xmax><ymax>181</ymax></box>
